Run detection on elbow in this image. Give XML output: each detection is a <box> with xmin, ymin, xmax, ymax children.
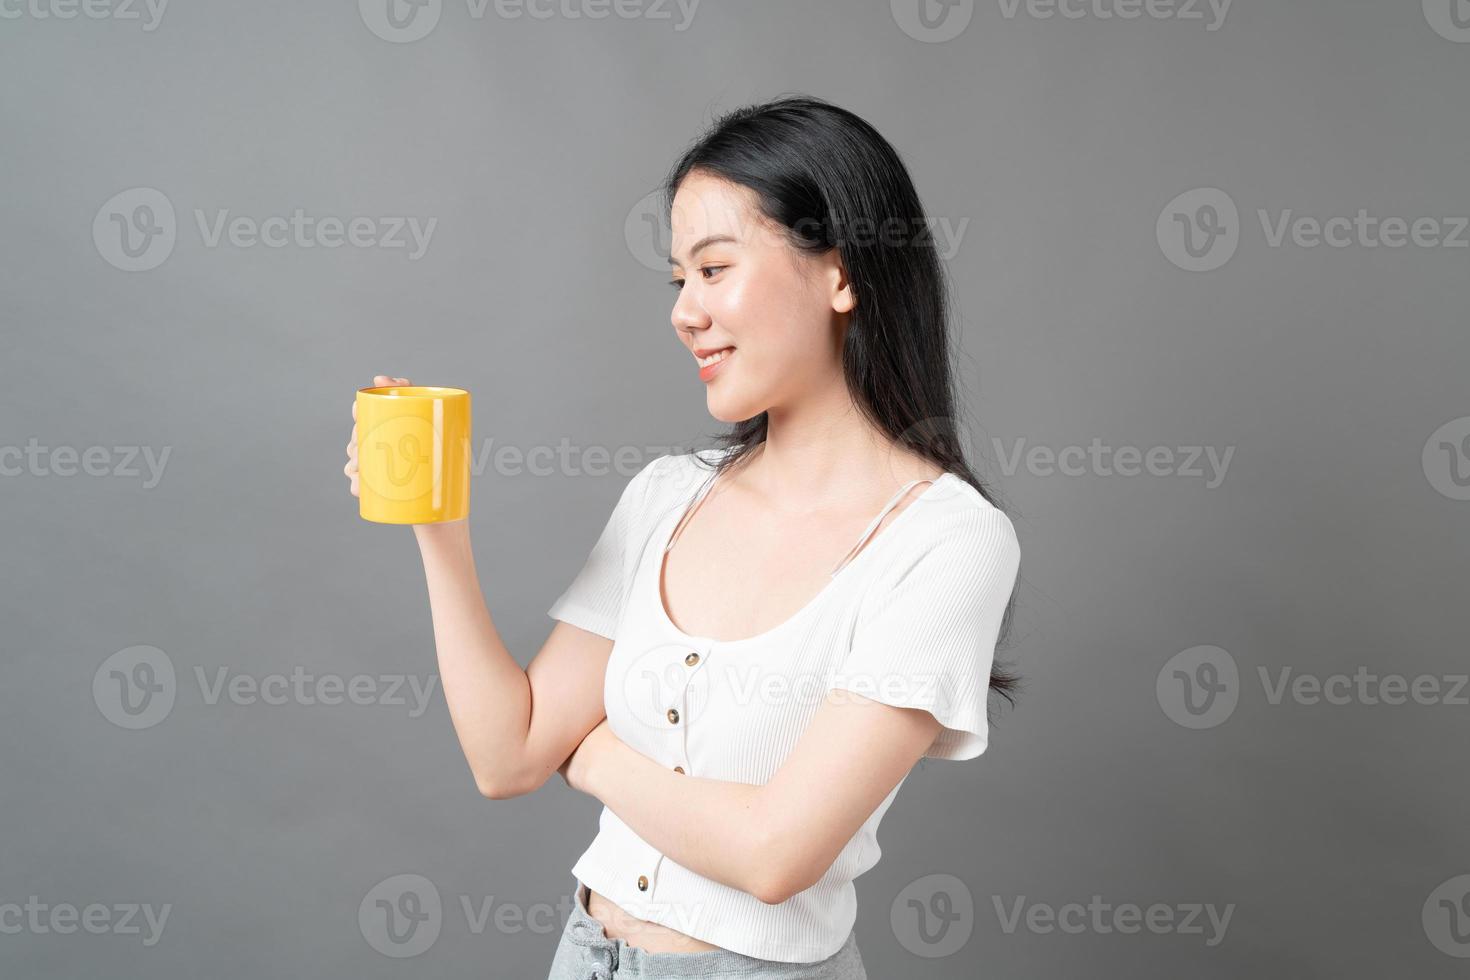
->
<box><xmin>475</xmin><ymin>775</ymin><xmax>521</xmax><ymax>800</ymax></box>
<box><xmin>750</xmin><ymin>874</ymin><xmax>797</xmax><ymax>907</ymax></box>
<box><xmin>745</xmin><ymin>828</ymin><xmax>819</xmax><ymax>906</ymax></box>
<box><xmin>749</xmin><ymin>865</ymin><xmax>814</xmax><ymax>906</ymax></box>
<box><xmin>474</xmin><ymin>766</ymin><xmax>539</xmax><ymax>801</ymax></box>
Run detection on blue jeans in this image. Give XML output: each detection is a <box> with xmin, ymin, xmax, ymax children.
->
<box><xmin>546</xmin><ymin>881</ymin><xmax>867</xmax><ymax>979</ymax></box>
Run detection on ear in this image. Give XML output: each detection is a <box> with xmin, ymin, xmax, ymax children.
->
<box><xmin>827</xmin><ymin>252</ymin><xmax>856</xmax><ymax>314</ymax></box>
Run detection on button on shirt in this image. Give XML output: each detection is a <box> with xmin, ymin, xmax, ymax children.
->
<box><xmin>546</xmin><ymin>448</ymin><xmax>1021</xmax><ymax>963</ymax></box>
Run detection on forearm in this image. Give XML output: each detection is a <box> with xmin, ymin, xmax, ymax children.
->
<box><xmin>586</xmin><ymin>737</ymin><xmax>780</xmax><ymax>901</ymax></box>
<box><xmin>413</xmin><ymin>520</ymin><xmax>532</xmax><ymax>796</ymax></box>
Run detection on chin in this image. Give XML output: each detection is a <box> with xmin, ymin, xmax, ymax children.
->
<box><xmin>706</xmin><ymin>391</ymin><xmax>763</xmax><ymax>424</ymax></box>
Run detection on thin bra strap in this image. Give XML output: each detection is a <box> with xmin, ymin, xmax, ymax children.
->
<box><xmin>664</xmin><ymin>469</ymin><xmax>720</xmax><ymax>554</ymax></box>
<box><xmin>827</xmin><ymin>479</ymin><xmax>931</xmax><ymax>577</ymax></box>
<box><xmin>665</xmin><ymin>473</ymin><xmax>935</xmax><ymax>576</ymax></box>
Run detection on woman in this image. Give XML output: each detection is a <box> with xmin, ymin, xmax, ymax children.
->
<box><xmin>344</xmin><ymin>94</ymin><xmax>1022</xmax><ymax>978</ymax></box>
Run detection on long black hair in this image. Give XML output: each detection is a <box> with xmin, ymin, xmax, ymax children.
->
<box><xmin>660</xmin><ymin>93</ymin><xmax>1025</xmax><ymax>709</ymax></box>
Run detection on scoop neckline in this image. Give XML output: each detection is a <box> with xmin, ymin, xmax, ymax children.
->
<box><xmin>650</xmin><ymin>469</ymin><xmax>960</xmax><ymax>648</ymax></box>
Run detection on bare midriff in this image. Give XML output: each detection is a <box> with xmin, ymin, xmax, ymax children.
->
<box><xmin>585</xmin><ymin>888</ymin><xmax>725</xmax><ymax>953</ymax></box>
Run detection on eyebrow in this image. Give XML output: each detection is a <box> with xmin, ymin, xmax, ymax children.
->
<box><xmin>668</xmin><ymin>234</ymin><xmax>738</xmax><ymax>267</ymax></box>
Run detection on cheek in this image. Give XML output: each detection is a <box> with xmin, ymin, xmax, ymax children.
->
<box><xmin>708</xmin><ymin>275</ymin><xmax>752</xmax><ymax>322</ymax></box>
<box><xmin>713</xmin><ymin>267</ymin><xmax>806</xmax><ymax>350</ymax></box>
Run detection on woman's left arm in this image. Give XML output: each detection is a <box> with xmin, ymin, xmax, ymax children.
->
<box><xmin>559</xmin><ymin>690</ymin><xmax>942</xmax><ymax>905</ymax></box>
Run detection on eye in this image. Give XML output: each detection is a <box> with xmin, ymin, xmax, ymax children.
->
<box><xmin>668</xmin><ymin>266</ymin><xmax>726</xmax><ymax>290</ymax></box>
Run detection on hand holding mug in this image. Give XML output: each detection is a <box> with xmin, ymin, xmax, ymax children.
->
<box><xmin>345</xmin><ymin>375</ymin><xmax>472</xmax><ymax>525</ymax></box>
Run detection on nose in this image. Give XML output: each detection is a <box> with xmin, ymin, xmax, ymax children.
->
<box><xmin>670</xmin><ymin>281</ymin><xmax>710</xmax><ymax>337</ymax></box>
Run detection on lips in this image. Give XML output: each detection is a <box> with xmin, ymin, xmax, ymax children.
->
<box><xmin>693</xmin><ymin>346</ymin><xmax>735</xmax><ymax>368</ymax></box>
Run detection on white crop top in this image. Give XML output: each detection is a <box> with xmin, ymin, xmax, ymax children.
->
<box><xmin>546</xmin><ymin>448</ymin><xmax>1021</xmax><ymax>962</ymax></box>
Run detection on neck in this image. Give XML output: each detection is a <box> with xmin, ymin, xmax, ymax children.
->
<box><xmin>747</xmin><ymin>382</ymin><xmax>929</xmax><ymax>511</ymax></box>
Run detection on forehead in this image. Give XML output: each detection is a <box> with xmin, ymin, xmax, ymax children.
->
<box><xmin>669</xmin><ymin>173</ymin><xmax>768</xmax><ymax>257</ymax></box>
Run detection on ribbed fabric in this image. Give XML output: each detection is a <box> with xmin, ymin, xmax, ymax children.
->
<box><xmin>546</xmin><ymin>448</ymin><xmax>1021</xmax><ymax>963</ymax></box>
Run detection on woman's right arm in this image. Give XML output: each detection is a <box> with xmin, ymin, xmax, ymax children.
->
<box><xmin>347</xmin><ymin>375</ymin><xmax>611</xmax><ymax>800</ymax></box>
<box><xmin>413</xmin><ymin>520</ymin><xmax>613</xmax><ymax>799</ymax></box>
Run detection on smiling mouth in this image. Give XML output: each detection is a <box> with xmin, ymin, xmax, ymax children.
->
<box><xmin>695</xmin><ymin>347</ymin><xmax>735</xmax><ymax>368</ymax></box>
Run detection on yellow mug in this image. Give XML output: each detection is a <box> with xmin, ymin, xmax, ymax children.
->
<box><xmin>356</xmin><ymin>385</ymin><xmax>472</xmax><ymax>524</ymax></box>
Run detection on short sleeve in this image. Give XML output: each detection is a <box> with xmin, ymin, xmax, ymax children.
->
<box><xmin>825</xmin><ymin>506</ymin><xmax>1020</xmax><ymax>761</ymax></box>
<box><xmin>547</xmin><ymin>456</ymin><xmax>667</xmax><ymax>640</ymax></box>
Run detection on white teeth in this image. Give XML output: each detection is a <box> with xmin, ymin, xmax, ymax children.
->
<box><xmin>697</xmin><ymin>347</ymin><xmax>734</xmax><ymax>368</ymax></box>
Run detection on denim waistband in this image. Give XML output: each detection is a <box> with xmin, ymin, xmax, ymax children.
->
<box><xmin>564</xmin><ymin>883</ymin><xmax>621</xmax><ymax>978</ymax></box>
<box><xmin>561</xmin><ymin>881</ymin><xmax>865</xmax><ymax>979</ymax></box>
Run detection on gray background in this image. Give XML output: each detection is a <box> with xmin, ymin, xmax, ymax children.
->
<box><xmin>2</xmin><ymin>0</ymin><xmax>1467</xmax><ymax>976</ymax></box>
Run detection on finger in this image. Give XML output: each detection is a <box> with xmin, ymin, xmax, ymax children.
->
<box><xmin>393</xmin><ymin>377</ymin><xmax>411</xmax><ymax>385</ymax></box>
<box><xmin>373</xmin><ymin>375</ymin><xmax>393</xmax><ymax>386</ymax></box>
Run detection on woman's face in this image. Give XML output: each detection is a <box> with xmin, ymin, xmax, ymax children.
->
<box><xmin>667</xmin><ymin>171</ymin><xmax>855</xmax><ymax>423</ymax></box>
